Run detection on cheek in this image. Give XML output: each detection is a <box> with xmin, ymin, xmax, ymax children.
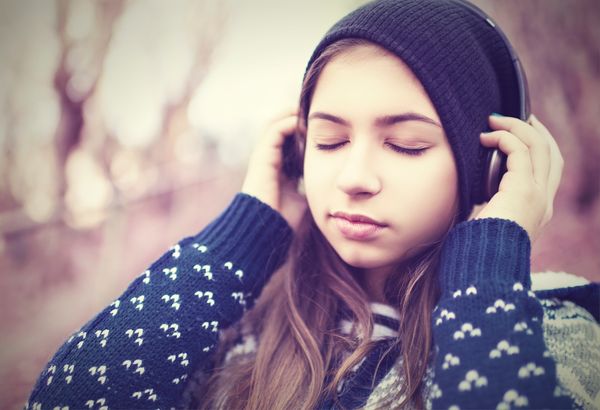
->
<box><xmin>432</xmin><ymin>157</ymin><xmax>459</xmax><ymax>204</ymax></box>
<box><xmin>386</xmin><ymin>154</ymin><xmax>457</xmax><ymax>227</ymax></box>
<box><xmin>411</xmin><ymin>151</ymin><xmax>457</xmax><ymax>194</ymax></box>
<box><xmin>303</xmin><ymin>152</ymin><xmax>325</xmax><ymax>216</ymax></box>
<box><xmin>303</xmin><ymin>150</ymin><xmax>332</xmax><ymax>198</ymax></box>
<box><xmin>408</xmin><ymin>157</ymin><xmax>458</xmax><ymax>225</ymax></box>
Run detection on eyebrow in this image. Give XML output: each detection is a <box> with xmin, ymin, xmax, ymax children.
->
<box><xmin>308</xmin><ymin>111</ymin><xmax>442</xmax><ymax>128</ymax></box>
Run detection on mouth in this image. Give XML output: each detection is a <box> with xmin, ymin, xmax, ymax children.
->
<box><xmin>330</xmin><ymin>212</ymin><xmax>387</xmax><ymax>240</ymax></box>
<box><xmin>331</xmin><ymin>211</ymin><xmax>387</xmax><ymax>227</ymax></box>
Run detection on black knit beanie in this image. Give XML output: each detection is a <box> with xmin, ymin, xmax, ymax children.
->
<box><xmin>302</xmin><ymin>0</ymin><xmax>521</xmax><ymax>223</ymax></box>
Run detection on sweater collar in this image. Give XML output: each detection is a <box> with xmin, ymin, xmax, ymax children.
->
<box><xmin>339</xmin><ymin>302</ymin><xmax>400</xmax><ymax>341</ymax></box>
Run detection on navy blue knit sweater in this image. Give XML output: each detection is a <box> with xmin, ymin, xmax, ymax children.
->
<box><xmin>25</xmin><ymin>193</ymin><xmax>599</xmax><ymax>409</ymax></box>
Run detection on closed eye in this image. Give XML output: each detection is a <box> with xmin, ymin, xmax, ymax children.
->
<box><xmin>314</xmin><ymin>142</ymin><xmax>346</xmax><ymax>151</ymax></box>
<box><xmin>314</xmin><ymin>142</ymin><xmax>428</xmax><ymax>157</ymax></box>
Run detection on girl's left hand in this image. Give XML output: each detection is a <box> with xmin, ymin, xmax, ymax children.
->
<box><xmin>473</xmin><ymin>113</ymin><xmax>564</xmax><ymax>244</ymax></box>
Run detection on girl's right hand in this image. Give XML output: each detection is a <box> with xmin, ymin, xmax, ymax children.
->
<box><xmin>241</xmin><ymin>107</ymin><xmax>308</xmax><ymax>232</ymax></box>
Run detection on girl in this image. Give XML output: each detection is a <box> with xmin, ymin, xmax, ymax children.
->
<box><xmin>26</xmin><ymin>0</ymin><xmax>599</xmax><ymax>409</ymax></box>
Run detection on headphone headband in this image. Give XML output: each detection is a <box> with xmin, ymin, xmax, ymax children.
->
<box><xmin>451</xmin><ymin>0</ymin><xmax>530</xmax><ymax>122</ymax></box>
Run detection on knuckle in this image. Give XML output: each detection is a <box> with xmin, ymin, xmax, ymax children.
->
<box><xmin>509</xmin><ymin>121</ymin><xmax>529</xmax><ymax>138</ymax></box>
<box><xmin>497</xmin><ymin>130</ymin><xmax>513</xmax><ymax>139</ymax></box>
<box><xmin>541</xmin><ymin>140</ymin><xmax>551</xmax><ymax>155</ymax></box>
<box><xmin>546</xmin><ymin>206</ymin><xmax>554</xmax><ymax>220</ymax></box>
<box><xmin>514</xmin><ymin>146</ymin><xmax>529</xmax><ymax>156</ymax></box>
<box><xmin>523</xmin><ymin>184</ymin><xmax>541</xmax><ymax>202</ymax></box>
<box><xmin>514</xmin><ymin>122</ymin><xmax>528</xmax><ymax>135</ymax></box>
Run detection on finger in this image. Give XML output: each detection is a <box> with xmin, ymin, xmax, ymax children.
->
<box><xmin>530</xmin><ymin>114</ymin><xmax>564</xmax><ymax>167</ymax></box>
<box><xmin>530</xmin><ymin>114</ymin><xmax>564</xmax><ymax>217</ymax></box>
<box><xmin>260</xmin><ymin>111</ymin><xmax>298</xmax><ymax>139</ymax></box>
<box><xmin>530</xmin><ymin>114</ymin><xmax>563</xmax><ymax>192</ymax></box>
<box><xmin>267</xmin><ymin>115</ymin><xmax>299</xmax><ymax>149</ymax></box>
<box><xmin>271</xmin><ymin>106</ymin><xmax>300</xmax><ymax>122</ymax></box>
<box><xmin>259</xmin><ymin>109</ymin><xmax>298</xmax><ymax>138</ymax></box>
<box><xmin>488</xmin><ymin>115</ymin><xmax>551</xmax><ymax>189</ymax></box>
<box><xmin>480</xmin><ymin>130</ymin><xmax>534</xmax><ymax>179</ymax></box>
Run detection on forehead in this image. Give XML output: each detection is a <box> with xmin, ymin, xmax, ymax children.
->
<box><xmin>310</xmin><ymin>44</ymin><xmax>439</xmax><ymax>124</ymax></box>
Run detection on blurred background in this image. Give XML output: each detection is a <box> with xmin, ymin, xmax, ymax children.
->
<box><xmin>0</xmin><ymin>0</ymin><xmax>598</xmax><ymax>408</ymax></box>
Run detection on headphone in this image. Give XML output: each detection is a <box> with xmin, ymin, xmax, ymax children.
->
<box><xmin>283</xmin><ymin>0</ymin><xmax>530</xmax><ymax>203</ymax></box>
<box><xmin>455</xmin><ymin>0</ymin><xmax>531</xmax><ymax>202</ymax></box>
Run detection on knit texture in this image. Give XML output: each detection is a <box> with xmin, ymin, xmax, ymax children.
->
<box><xmin>184</xmin><ymin>292</ymin><xmax>600</xmax><ymax>410</ymax></box>
<box><xmin>184</xmin><ymin>295</ymin><xmax>599</xmax><ymax>410</ymax></box>
<box><xmin>25</xmin><ymin>193</ymin><xmax>294</xmax><ymax>410</ymax></box>
<box><xmin>25</xmin><ymin>193</ymin><xmax>598</xmax><ymax>409</ymax></box>
<box><xmin>302</xmin><ymin>0</ymin><xmax>521</xmax><ymax>222</ymax></box>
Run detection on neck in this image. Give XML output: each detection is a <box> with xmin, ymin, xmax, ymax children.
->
<box><xmin>361</xmin><ymin>265</ymin><xmax>394</xmax><ymax>304</ymax></box>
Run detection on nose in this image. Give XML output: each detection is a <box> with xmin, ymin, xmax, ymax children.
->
<box><xmin>335</xmin><ymin>141</ymin><xmax>382</xmax><ymax>197</ymax></box>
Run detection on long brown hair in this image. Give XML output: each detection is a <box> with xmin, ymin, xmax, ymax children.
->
<box><xmin>196</xmin><ymin>38</ymin><xmax>460</xmax><ymax>410</ymax></box>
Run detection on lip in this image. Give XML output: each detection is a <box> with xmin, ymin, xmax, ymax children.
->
<box><xmin>331</xmin><ymin>211</ymin><xmax>386</xmax><ymax>226</ymax></box>
<box><xmin>330</xmin><ymin>212</ymin><xmax>387</xmax><ymax>241</ymax></box>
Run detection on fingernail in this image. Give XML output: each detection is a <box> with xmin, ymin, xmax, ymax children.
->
<box><xmin>490</xmin><ymin>112</ymin><xmax>504</xmax><ymax>117</ymax></box>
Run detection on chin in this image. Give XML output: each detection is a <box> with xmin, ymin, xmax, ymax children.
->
<box><xmin>343</xmin><ymin>259</ymin><xmax>375</xmax><ymax>269</ymax></box>
<box><xmin>334</xmin><ymin>247</ymin><xmax>393</xmax><ymax>270</ymax></box>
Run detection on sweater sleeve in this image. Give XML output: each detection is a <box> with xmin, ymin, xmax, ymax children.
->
<box><xmin>429</xmin><ymin>218</ymin><xmax>577</xmax><ymax>410</ymax></box>
<box><xmin>25</xmin><ymin>192</ymin><xmax>294</xmax><ymax>410</ymax></box>
<box><xmin>538</xmin><ymin>296</ymin><xmax>600</xmax><ymax>409</ymax></box>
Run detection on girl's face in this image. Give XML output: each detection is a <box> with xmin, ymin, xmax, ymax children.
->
<box><xmin>303</xmin><ymin>44</ymin><xmax>459</xmax><ymax>279</ymax></box>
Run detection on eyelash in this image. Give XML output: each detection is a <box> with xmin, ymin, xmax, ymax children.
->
<box><xmin>314</xmin><ymin>142</ymin><xmax>428</xmax><ymax>156</ymax></box>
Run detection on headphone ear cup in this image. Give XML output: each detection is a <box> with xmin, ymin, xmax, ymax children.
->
<box><xmin>483</xmin><ymin>148</ymin><xmax>508</xmax><ymax>202</ymax></box>
<box><xmin>282</xmin><ymin>131</ymin><xmax>304</xmax><ymax>180</ymax></box>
